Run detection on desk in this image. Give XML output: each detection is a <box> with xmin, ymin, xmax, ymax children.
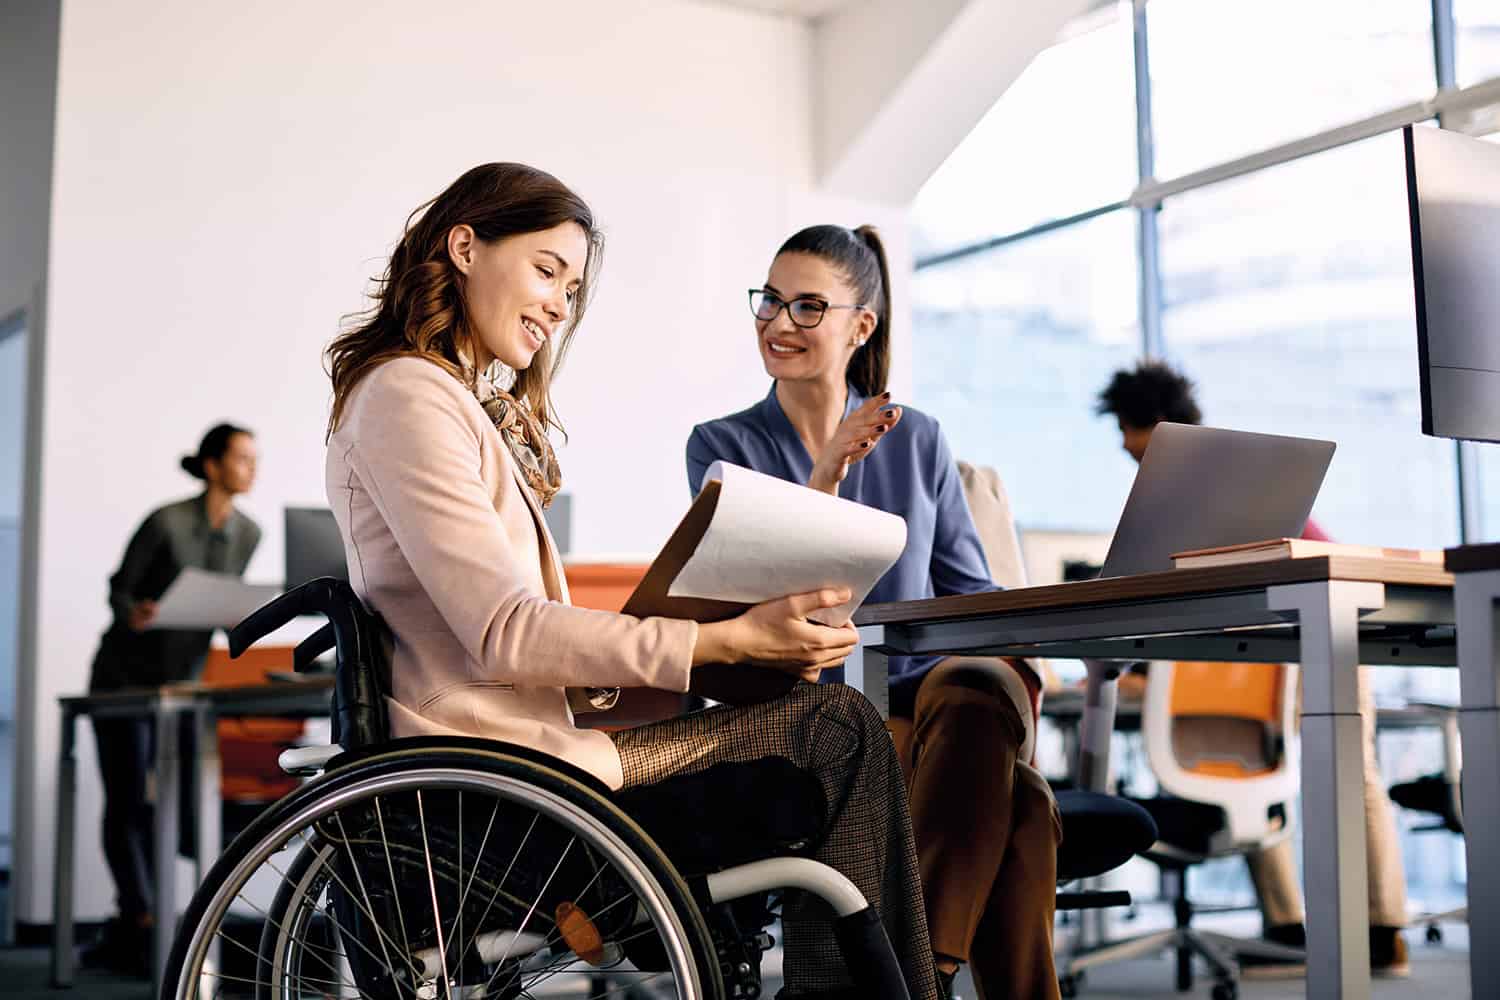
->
<box><xmin>854</xmin><ymin>555</ymin><xmax>1454</xmax><ymax>1000</ymax></box>
<box><xmin>1444</xmin><ymin>544</ymin><xmax>1500</xmax><ymax>991</ymax></box>
<box><xmin>51</xmin><ymin>678</ymin><xmax>333</xmax><ymax>993</ymax></box>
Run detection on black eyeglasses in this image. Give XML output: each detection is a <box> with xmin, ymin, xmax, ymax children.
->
<box><xmin>748</xmin><ymin>289</ymin><xmax>867</xmax><ymax>329</ymax></box>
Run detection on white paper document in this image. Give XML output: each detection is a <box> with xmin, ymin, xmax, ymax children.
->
<box><xmin>665</xmin><ymin>461</ymin><xmax>908</xmax><ymax>625</ymax></box>
<box><xmin>151</xmin><ymin>567</ymin><xmax>282</xmax><ymax>630</ymax></box>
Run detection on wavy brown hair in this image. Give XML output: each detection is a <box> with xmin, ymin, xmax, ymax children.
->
<box><xmin>326</xmin><ymin>163</ymin><xmax>602</xmax><ymax>439</ymax></box>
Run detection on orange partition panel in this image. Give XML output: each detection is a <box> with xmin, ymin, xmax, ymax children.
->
<box><xmin>565</xmin><ymin>563</ymin><xmax>650</xmax><ymax>613</ymax></box>
<box><xmin>565</xmin><ymin>563</ymin><xmax>686</xmax><ymax>729</ymax></box>
<box><xmin>201</xmin><ymin>646</ymin><xmax>304</xmax><ymax>800</ymax></box>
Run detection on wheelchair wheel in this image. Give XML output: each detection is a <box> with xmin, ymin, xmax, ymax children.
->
<box><xmin>165</xmin><ymin>745</ymin><xmax>724</xmax><ymax>999</ymax></box>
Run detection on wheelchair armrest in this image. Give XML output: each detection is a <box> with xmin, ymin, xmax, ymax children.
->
<box><xmin>230</xmin><ymin>578</ymin><xmax>362</xmax><ymax>656</ymax></box>
<box><xmin>279</xmin><ymin>745</ymin><xmax>342</xmax><ymax>776</ymax></box>
<box><xmin>294</xmin><ymin>622</ymin><xmax>336</xmax><ymax>673</ymax></box>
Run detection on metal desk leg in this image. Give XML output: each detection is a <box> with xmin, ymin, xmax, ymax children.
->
<box><xmin>49</xmin><ymin>705</ymin><xmax>78</xmax><ymax>987</ymax></box>
<box><xmin>851</xmin><ymin>625</ymin><xmax>891</xmax><ymax>721</ymax></box>
<box><xmin>195</xmin><ymin>704</ymin><xmax>222</xmax><ymax>980</ymax></box>
<box><xmin>1454</xmin><ymin>568</ymin><xmax>1500</xmax><ymax>992</ymax></box>
<box><xmin>153</xmin><ymin>699</ymin><xmax>182</xmax><ymax>997</ymax></box>
<box><xmin>194</xmin><ymin>704</ymin><xmax>221</xmax><ymax>881</ymax></box>
<box><xmin>1270</xmin><ymin>580</ymin><xmax>1384</xmax><ymax>1000</ymax></box>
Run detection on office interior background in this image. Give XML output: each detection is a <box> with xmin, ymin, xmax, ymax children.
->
<box><xmin>0</xmin><ymin>0</ymin><xmax>1498</xmax><ymax>963</ymax></box>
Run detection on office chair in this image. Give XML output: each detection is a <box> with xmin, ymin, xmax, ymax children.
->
<box><xmin>1388</xmin><ymin>701</ymin><xmax>1466</xmax><ymax>943</ymax></box>
<box><xmin>1059</xmin><ymin>660</ymin><xmax>1305</xmax><ymax>1000</ymax></box>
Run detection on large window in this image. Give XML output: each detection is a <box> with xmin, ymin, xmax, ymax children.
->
<box><xmin>910</xmin><ymin>6</ymin><xmax>1136</xmax><ymax>256</ymax></box>
<box><xmin>1159</xmin><ymin>133</ymin><xmax>1458</xmax><ymax>548</ymax></box>
<box><xmin>1147</xmin><ymin>0</ymin><xmax>1435</xmax><ymax>179</ymax></box>
<box><xmin>1474</xmin><ymin>446</ymin><xmax>1500</xmax><ymax>541</ymax></box>
<box><xmin>1457</xmin><ymin>0</ymin><xmax>1500</xmax><ymax>87</ymax></box>
<box><xmin>911</xmin><ymin>211</ymin><xmax>1140</xmax><ymax>533</ymax></box>
<box><xmin>911</xmin><ymin>0</ymin><xmax>1485</xmax><ymax>916</ymax></box>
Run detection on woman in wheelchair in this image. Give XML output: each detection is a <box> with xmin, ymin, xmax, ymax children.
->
<box><xmin>164</xmin><ymin>164</ymin><xmax>937</xmax><ymax>1000</ymax></box>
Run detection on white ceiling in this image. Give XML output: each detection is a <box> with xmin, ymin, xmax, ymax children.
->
<box><xmin>708</xmin><ymin>0</ymin><xmax>863</xmax><ymax>20</ymax></box>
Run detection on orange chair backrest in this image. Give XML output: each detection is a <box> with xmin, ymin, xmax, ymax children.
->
<box><xmin>1167</xmin><ymin>661</ymin><xmax>1288</xmax><ymax>780</ymax></box>
<box><xmin>1169</xmin><ymin>661</ymin><xmax>1284</xmax><ymax>723</ymax></box>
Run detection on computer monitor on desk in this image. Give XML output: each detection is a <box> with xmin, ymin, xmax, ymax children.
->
<box><xmin>284</xmin><ymin>507</ymin><xmax>349</xmax><ymax>589</ymax></box>
<box><xmin>1405</xmin><ymin>124</ymin><xmax>1500</xmax><ymax>443</ymax></box>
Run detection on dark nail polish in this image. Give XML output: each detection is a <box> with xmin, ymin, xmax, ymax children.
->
<box><xmin>861</xmin><ymin>441</ymin><xmax>871</xmax><ymax>449</ymax></box>
<box><xmin>883</xmin><ymin>408</ymin><xmax>895</xmax><ymax>417</ymax></box>
<box><xmin>881</xmin><ymin>391</ymin><xmax>892</xmax><ymax>399</ymax></box>
<box><xmin>876</xmin><ymin>425</ymin><xmax>888</xmax><ymax>433</ymax></box>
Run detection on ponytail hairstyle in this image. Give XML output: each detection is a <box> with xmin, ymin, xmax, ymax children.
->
<box><xmin>182</xmin><ymin>423</ymin><xmax>252</xmax><ymax>480</ymax></box>
<box><xmin>775</xmin><ymin>223</ymin><xmax>892</xmax><ymax>397</ymax></box>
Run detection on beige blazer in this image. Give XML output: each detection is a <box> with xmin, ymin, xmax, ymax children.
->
<box><xmin>326</xmin><ymin>357</ymin><xmax>697</xmax><ymax>789</ymax></box>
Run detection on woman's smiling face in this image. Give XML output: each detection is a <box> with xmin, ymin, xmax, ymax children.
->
<box><xmin>754</xmin><ymin>251</ymin><xmax>873</xmax><ymax>387</ymax></box>
<box><xmin>450</xmin><ymin>221</ymin><xmax>590</xmax><ymax>371</ymax></box>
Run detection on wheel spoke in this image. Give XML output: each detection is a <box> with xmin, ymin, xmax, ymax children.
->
<box><xmin>415</xmin><ymin>791</ymin><xmax>454</xmax><ymax>994</ymax></box>
<box><xmin>226</xmin><ymin>868</ymin><xmax>371</xmax><ymax>990</ymax></box>
<box><xmin>481</xmin><ymin>835</ymin><xmax>576</xmax><ymax>993</ymax></box>
<box><xmin>212</xmin><ymin>920</ymin><xmax>362</xmax><ymax>994</ymax></box>
<box><xmin>374</xmin><ymin>797</ymin><xmax>416</xmax><ymax>965</ymax></box>
<box><xmin>267</xmin><ymin>832</ymin><xmax>424</xmax><ymax>987</ymax></box>
<box><xmin>450</xmin><ymin>812</ymin><xmax>541</xmax><ymax>972</ymax></box>
<box><xmin>332</xmin><ymin>812</ymin><xmax>401</xmax><ymax>982</ymax></box>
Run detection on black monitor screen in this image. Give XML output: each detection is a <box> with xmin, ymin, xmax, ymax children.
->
<box><xmin>1405</xmin><ymin>124</ymin><xmax>1500</xmax><ymax>443</ymax></box>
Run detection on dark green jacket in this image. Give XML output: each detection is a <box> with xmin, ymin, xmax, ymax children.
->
<box><xmin>89</xmin><ymin>494</ymin><xmax>261</xmax><ymax>691</ymax></box>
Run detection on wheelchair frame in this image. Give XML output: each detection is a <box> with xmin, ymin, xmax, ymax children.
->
<box><xmin>162</xmin><ymin>578</ymin><xmax>911</xmax><ymax>1000</ymax></box>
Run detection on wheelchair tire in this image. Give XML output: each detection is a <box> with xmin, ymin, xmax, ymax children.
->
<box><xmin>163</xmin><ymin>743</ymin><xmax>725</xmax><ymax>999</ymax></box>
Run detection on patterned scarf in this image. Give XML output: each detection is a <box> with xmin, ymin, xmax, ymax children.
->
<box><xmin>474</xmin><ymin>372</ymin><xmax>562</xmax><ymax>509</ymax></box>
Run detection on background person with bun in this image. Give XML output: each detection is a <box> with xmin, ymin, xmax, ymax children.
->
<box><xmin>81</xmin><ymin>422</ymin><xmax>261</xmax><ymax>975</ymax></box>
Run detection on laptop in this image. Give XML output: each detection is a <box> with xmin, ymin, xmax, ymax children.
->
<box><xmin>1098</xmin><ymin>423</ymin><xmax>1337</xmax><ymax>579</ymax></box>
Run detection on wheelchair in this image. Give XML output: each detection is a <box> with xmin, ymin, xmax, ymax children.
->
<box><xmin>163</xmin><ymin>578</ymin><xmax>912</xmax><ymax>1000</ymax></box>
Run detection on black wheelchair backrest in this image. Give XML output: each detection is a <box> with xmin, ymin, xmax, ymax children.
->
<box><xmin>228</xmin><ymin>577</ymin><xmax>392</xmax><ymax>749</ymax></box>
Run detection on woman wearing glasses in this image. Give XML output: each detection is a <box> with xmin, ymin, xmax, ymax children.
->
<box><xmin>688</xmin><ymin>225</ymin><xmax>1062</xmax><ymax>1000</ymax></box>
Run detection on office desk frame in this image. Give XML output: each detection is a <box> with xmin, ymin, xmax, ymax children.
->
<box><xmin>852</xmin><ymin>556</ymin><xmax>1455</xmax><ymax>1000</ymax></box>
<box><xmin>1443</xmin><ymin>545</ymin><xmax>1500</xmax><ymax>993</ymax></box>
<box><xmin>51</xmin><ymin>681</ymin><xmax>332</xmax><ymax>994</ymax></box>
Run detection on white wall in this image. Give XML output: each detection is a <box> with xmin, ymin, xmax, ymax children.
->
<box><xmin>19</xmin><ymin>0</ymin><xmax>911</xmax><ymax>922</ymax></box>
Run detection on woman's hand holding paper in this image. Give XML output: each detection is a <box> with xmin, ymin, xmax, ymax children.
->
<box><xmin>694</xmin><ymin>587</ymin><xmax>858</xmax><ymax>682</ymax></box>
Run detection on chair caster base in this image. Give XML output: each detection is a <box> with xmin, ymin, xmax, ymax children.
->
<box><xmin>1211</xmin><ymin>980</ymin><xmax>1238</xmax><ymax>1000</ymax></box>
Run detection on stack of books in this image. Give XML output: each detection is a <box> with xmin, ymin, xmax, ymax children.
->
<box><xmin>1170</xmin><ymin>538</ymin><xmax>1443</xmax><ymax>570</ymax></box>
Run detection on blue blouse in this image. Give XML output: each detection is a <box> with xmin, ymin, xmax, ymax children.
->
<box><xmin>686</xmin><ymin>383</ymin><xmax>999</xmax><ymax>716</ymax></box>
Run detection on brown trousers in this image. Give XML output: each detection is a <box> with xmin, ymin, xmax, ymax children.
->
<box><xmin>888</xmin><ymin>658</ymin><xmax>1063</xmax><ymax>1000</ymax></box>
